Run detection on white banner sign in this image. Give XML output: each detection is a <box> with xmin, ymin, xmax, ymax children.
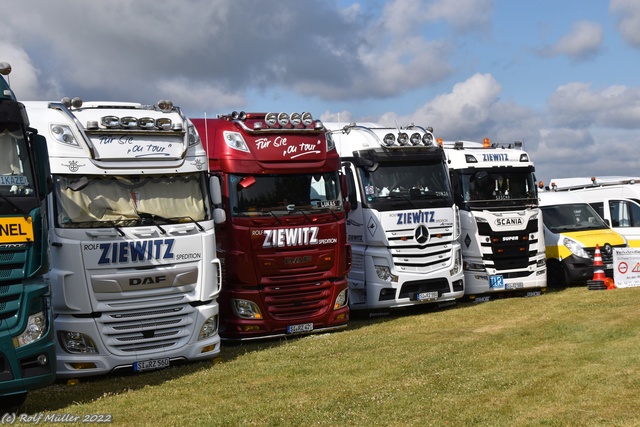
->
<box><xmin>613</xmin><ymin>248</ymin><xmax>640</xmax><ymax>288</ymax></box>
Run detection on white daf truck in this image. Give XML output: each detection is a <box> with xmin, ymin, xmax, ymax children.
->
<box><xmin>24</xmin><ymin>98</ymin><xmax>222</xmax><ymax>377</ymax></box>
<box><xmin>442</xmin><ymin>138</ymin><xmax>546</xmax><ymax>300</ymax></box>
<box><xmin>326</xmin><ymin>122</ymin><xmax>464</xmax><ymax>311</ymax></box>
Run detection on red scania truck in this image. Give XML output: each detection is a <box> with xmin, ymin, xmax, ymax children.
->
<box><xmin>192</xmin><ymin>112</ymin><xmax>351</xmax><ymax>340</ymax></box>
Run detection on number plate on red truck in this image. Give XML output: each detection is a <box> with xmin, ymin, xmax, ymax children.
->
<box><xmin>287</xmin><ymin>323</ymin><xmax>313</xmax><ymax>334</ymax></box>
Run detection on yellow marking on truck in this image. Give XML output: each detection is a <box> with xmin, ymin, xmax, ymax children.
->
<box><xmin>0</xmin><ymin>216</ymin><xmax>34</xmax><ymax>243</ymax></box>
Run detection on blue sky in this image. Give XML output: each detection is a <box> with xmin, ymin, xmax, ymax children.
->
<box><xmin>2</xmin><ymin>0</ymin><xmax>640</xmax><ymax>184</ymax></box>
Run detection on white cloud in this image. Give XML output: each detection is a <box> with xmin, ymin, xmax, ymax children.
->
<box><xmin>378</xmin><ymin>73</ymin><xmax>504</xmax><ymax>135</ymax></box>
<box><xmin>423</xmin><ymin>0</ymin><xmax>494</xmax><ymax>31</ymax></box>
<box><xmin>539</xmin><ymin>21</ymin><xmax>603</xmax><ymax>61</ymax></box>
<box><xmin>156</xmin><ymin>78</ymin><xmax>246</xmax><ymax>117</ymax></box>
<box><xmin>610</xmin><ymin>0</ymin><xmax>640</xmax><ymax>48</ymax></box>
<box><xmin>548</xmin><ymin>82</ymin><xmax>640</xmax><ymax>129</ymax></box>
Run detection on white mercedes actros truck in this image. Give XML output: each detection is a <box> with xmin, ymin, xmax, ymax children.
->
<box><xmin>326</xmin><ymin>122</ymin><xmax>464</xmax><ymax>311</ymax></box>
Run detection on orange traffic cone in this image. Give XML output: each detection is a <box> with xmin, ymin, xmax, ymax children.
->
<box><xmin>592</xmin><ymin>244</ymin><xmax>606</xmax><ymax>281</ymax></box>
<box><xmin>587</xmin><ymin>244</ymin><xmax>608</xmax><ymax>290</ymax></box>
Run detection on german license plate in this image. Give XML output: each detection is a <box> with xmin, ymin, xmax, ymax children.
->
<box><xmin>417</xmin><ymin>291</ymin><xmax>438</xmax><ymax>300</ymax></box>
<box><xmin>134</xmin><ymin>358</ymin><xmax>170</xmax><ymax>372</ymax></box>
<box><xmin>287</xmin><ymin>323</ymin><xmax>313</xmax><ymax>334</ymax></box>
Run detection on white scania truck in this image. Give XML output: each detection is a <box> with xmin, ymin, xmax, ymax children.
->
<box><xmin>24</xmin><ymin>98</ymin><xmax>222</xmax><ymax>377</ymax></box>
<box><xmin>441</xmin><ymin>138</ymin><xmax>546</xmax><ymax>300</ymax></box>
<box><xmin>326</xmin><ymin>123</ymin><xmax>464</xmax><ymax>311</ymax></box>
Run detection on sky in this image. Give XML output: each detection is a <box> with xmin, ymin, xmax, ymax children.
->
<box><xmin>2</xmin><ymin>0</ymin><xmax>640</xmax><ymax>184</ymax></box>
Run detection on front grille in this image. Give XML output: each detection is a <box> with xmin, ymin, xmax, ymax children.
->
<box><xmin>477</xmin><ymin>218</ymin><xmax>538</xmax><ymax>271</ymax></box>
<box><xmin>585</xmin><ymin>246</ymin><xmax>622</xmax><ymax>265</ymax></box>
<box><xmin>99</xmin><ymin>302</ymin><xmax>195</xmax><ymax>355</ymax></box>
<box><xmin>387</xmin><ymin>224</ymin><xmax>455</xmax><ymax>273</ymax></box>
<box><xmin>0</xmin><ymin>282</ymin><xmax>22</xmax><ymax>323</ymax></box>
<box><xmin>0</xmin><ymin>352</ymin><xmax>13</xmax><ymax>382</ymax></box>
<box><xmin>263</xmin><ymin>278</ymin><xmax>333</xmax><ymax>321</ymax></box>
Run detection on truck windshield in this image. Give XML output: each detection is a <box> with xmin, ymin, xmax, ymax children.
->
<box><xmin>0</xmin><ymin>124</ymin><xmax>36</xmax><ymax>199</ymax></box>
<box><xmin>54</xmin><ymin>173</ymin><xmax>208</xmax><ymax>227</ymax></box>
<box><xmin>458</xmin><ymin>169</ymin><xmax>537</xmax><ymax>208</ymax></box>
<box><xmin>229</xmin><ymin>171</ymin><xmax>343</xmax><ymax>216</ymax></box>
<box><xmin>541</xmin><ymin>203</ymin><xmax>608</xmax><ymax>232</ymax></box>
<box><xmin>358</xmin><ymin>161</ymin><xmax>453</xmax><ymax>210</ymax></box>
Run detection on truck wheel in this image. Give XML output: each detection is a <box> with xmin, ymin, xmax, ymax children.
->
<box><xmin>546</xmin><ymin>260</ymin><xmax>568</xmax><ymax>288</ymax></box>
<box><xmin>1</xmin><ymin>392</ymin><xmax>27</xmax><ymax>409</ymax></box>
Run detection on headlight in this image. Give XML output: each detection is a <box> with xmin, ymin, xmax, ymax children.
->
<box><xmin>451</xmin><ymin>249</ymin><xmax>462</xmax><ymax>276</ymax></box>
<box><xmin>198</xmin><ymin>315</ymin><xmax>218</xmax><ymax>340</ymax></box>
<box><xmin>562</xmin><ymin>237</ymin><xmax>589</xmax><ymax>259</ymax></box>
<box><xmin>232</xmin><ymin>299</ymin><xmax>262</xmax><ymax>319</ymax></box>
<box><xmin>464</xmin><ymin>260</ymin><xmax>486</xmax><ymax>272</ymax></box>
<box><xmin>187</xmin><ymin>122</ymin><xmax>201</xmax><ymax>146</ymax></box>
<box><xmin>58</xmin><ymin>331</ymin><xmax>98</xmax><ymax>354</ymax></box>
<box><xmin>334</xmin><ymin>289</ymin><xmax>348</xmax><ymax>309</ymax></box>
<box><xmin>223</xmin><ymin>131</ymin><xmax>249</xmax><ymax>152</ymax></box>
<box><xmin>375</xmin><ymin>265</ymin><xmax>398</xmax><ymax>282</ymax></box>
<box><xmin>50</xmin><ymin>123</ymin><xmax>79</xmax><ymax>146</ymax></box>
<box><xmin>13</xmin><ymin>311</ymin><xmax>47</xmax><ymax>348</ymax></box>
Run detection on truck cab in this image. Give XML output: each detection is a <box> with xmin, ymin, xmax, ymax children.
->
<box><xmin>0</xmin><ymin>62</ymin><xmax>55</xmax><ymax>408</ymax></box>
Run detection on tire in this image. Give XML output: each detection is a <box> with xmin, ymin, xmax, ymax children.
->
<box><xmin>546</xmin><ymin>259</ymin><xmax>569</xmax><ymax>288</ymax></box>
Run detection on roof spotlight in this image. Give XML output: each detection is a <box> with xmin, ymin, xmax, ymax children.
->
<box><xmin>397</xmin><ymin>132</ymin><xmax>409</xmax><ymax>146</ymax></box>
<box><xmin>383</xmin><ymin>133</ymin><xmax>396</xmax><ymax>147</ymax></box>
<box><xmin>277</xmin><ymin>112</ymin><xmax>290</xmax><ymax>127</ymax></box>
<box><xmin>301</xmin><ymin>112</ymin><xmax>313</xmax><ymax>126</ymax></box>
<box><xmin>290</xmin><ymin>112</ymin><xmax>302</xmax><ymax>126</ymax></box>
<box><xmin>265</xmin><ymin>112</ymin><xmax>277</xmax><ymax>127</ymax></box>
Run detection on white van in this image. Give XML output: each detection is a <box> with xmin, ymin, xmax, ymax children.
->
<box><xmin>548</xmin><ymin>177</ymin><xmax>640</xmax><ymax>247</ymax></box>
<box><xmin>539</xmin><ymin>191</ymin><xmax>627</xmax><ymax>287</ymax></box>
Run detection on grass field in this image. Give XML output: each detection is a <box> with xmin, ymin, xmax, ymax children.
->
<box><xmin>11</xmin><ymin>286</ymin><xmax>640</xmax><ymax>426</ymax></box>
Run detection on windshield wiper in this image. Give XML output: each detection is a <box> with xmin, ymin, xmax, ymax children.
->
<box><xmin>103</xmin><ymin>220</ymin><xmax>125</xmax><ymax>236</ymax></box>
<box><xmin>286</xmin><ymin>204</ymin><xmax>311</xmax><ymax>222</ymax></box>
<box><xmin>137</xmin><ymin>213</ymin><xmax>167</xmax><ymax>235</ymax></box>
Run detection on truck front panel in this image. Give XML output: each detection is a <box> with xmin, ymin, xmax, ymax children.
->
<box><xmin>193</xmin><ymin>113</ymin><xmax>351</xmax><ymax>340</ymax></box>
<box><xmin>24</xmin><ymin>99</ymin><xmax>222</xmax><ymax>377</ymax></box>
<box><xmin>444</xmin><ymin>140</ymin><xmax>547</xmax><ymax>298</ymax></box>
<box><xmin>0</xmin><ymin>85</ymin><xmax>55</xmax><ymax>403</ymax></box>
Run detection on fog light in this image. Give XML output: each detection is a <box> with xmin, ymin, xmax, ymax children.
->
<box><xmin>200</xmin><ymin>344</ymin><xmax>216</xmax><ymax>354</ymax></box>
<box><xmin>70</xmin><ymin>363</ymin><xmax>97</xmax><ymax>370</ymax></box>
<box><xmin>37</xmin><ymin>354</ymin><xmax>48</xmax><ymax>366</ymax></box>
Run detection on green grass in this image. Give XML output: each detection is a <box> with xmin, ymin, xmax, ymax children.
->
<box><xmin>15</xmin><ymin>287</ymin><xmax>640</xmax><ymax>426</ymax></box>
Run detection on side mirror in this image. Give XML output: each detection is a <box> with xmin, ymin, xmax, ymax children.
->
<box><xmin>209</xmin><ymin>175</ymin><xmax>226</xmax><ymax>224</ymax></box>
<box><xmin>209</xmin><ymin>175</ymin><xmax>222</xmax><ymax>205</ymax></box>
<box><xmin>30</xmin><ymin>133</ymin><xmax>52</xmax><ymax>200</ymax></box>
